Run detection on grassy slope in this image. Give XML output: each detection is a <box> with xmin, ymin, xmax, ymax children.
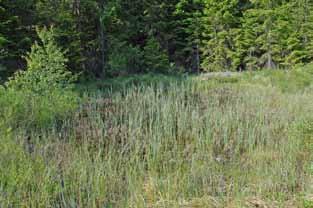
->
<box><xmin>1</xmin><ymin>69</ymin><xmax>313</xmax><ymax>207</ymax></box>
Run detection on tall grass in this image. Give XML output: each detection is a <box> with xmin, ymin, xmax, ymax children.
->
<box><xmin>0</xmin><ymin>77</ymin><xmax>312</xmax><ymax>207</ymax></box>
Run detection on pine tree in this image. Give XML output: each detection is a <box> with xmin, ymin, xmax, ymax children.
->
<box><xmin>201</xmin><ymin>0</ymin><xmax>243</xmax><ymax>71</ymax></box>
<box><xmin>241</xmin><ymin>9</ymin><xmax>261</xmax><ymax>70</ymax></box>
<box><xmin>143</xmin><ymin>36</ymin><xmax>170</xmax><ymax>72</ymax></box>
<box><xmin>175</xmin><ymin>0</ymin><xmax>205</xmax><ymax>72</ymax></box>
<box><xmin>285</xmin><ymin>0</ymin><xmax>313</xmax><ymax>66</ymax></box>
<box><xmin>36</xmin><ymin>0</ymin><xmax>103</xmax><ymax>76</ymax></box>
<box><xmin>247</xmin><ymin>0</ymin><xmax>292</xmax><ymax>69</ymax></box>
<box><xmin>240</xmin><ymin>0</ymin><xmax>287</xmax><ymax>70</ymax></box>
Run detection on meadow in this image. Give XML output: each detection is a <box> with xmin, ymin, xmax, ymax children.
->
<box><xmin>0</xmin><ymin>70</ymin><xmax>313</xmax><ymax>207</ymax></box>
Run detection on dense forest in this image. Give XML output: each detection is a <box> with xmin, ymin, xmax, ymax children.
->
<box><xmin>2</xmin><ymin>0</ymin><xmax>313</xmax><ymax>80</ymax></box>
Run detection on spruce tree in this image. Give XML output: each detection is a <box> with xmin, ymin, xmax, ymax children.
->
<box><xmin>240</xmin><ymin>9</ymin><xmax>260</xmax><ymax>70</ymax></box>
<box><xmin>241</xmin><ymin>0</ymin><xmax>285</xmax><ymax>69</ymax></box>
<box><xmin>0</xmin><ymin>0</ymin><xmax>36</xmax><ymax>78</ymax></box>
<box><xmin>286</xmin><ymin>0</ymin><xmax>313</xmax><ymax>66</ymax></box>
<box><xmin>36</xmin><ymin>0</ymin><xmax>103</xmax><ymax>76</ymax></box>
<box><xmin>201</xmin><ymin>0</ymin><xmax>242</xmax><ymax>71</ymax></box>
<box><xmin>175</xmin><ymin>0</ymin><xmax>205</xmax><ymax>72</ymax></box>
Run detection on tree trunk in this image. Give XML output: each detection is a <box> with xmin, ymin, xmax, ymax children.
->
<box><xmin>195</xmin><ymin>43</ymin><xmax>200</xmax><ymax>73</ymax></box>
<box><xmin>266</xmin><ymin>52</ymin><xmax>276</xmax><ymax>69</ymax></box>
<box><xmin>99</xmin><ymin>0</ymin><xmax>106</xmax><ymax>78</ymax></box>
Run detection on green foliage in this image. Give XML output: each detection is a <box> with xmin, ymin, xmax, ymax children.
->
<box><xmin>107</xmin><ymin>40</ymin><xmax>144</xmax><ymax>75</ymax></box>
<box><xmin>0</xmin><ymin>27</ymin><xmax>78</xmax><ymax>131</ymax></box>
<box><xmin>107</xmin><ymin>37</ymin><xmax>171</xmax><ymax>75</ymax></box>
<box><xmin>3</xmin><ymin>0</ymin><xmax>313</xmax><ymax>75</ymax></box>
<box><xmin>0</xmin><ymin>64</ymin><xmax>6</xmax><ymax>83</ymax></box>
<box><xmin>175</xmin><ymin>0</ymin><xmax>204</xmax><ymax>70</ymax></box>
<box><xmin>7</xmin><ymin>27</ymin><xmax>75</xmax><ymax>92</ymax></box>
<box><xmin>200</xmin><ymin>0</ymin><xmax>242</xmax><ymax>71</ymax></box>
<box><xmin>0</xmin><ymin>0</ymin><xmax>36</xmax><ymax>78</ymax></box>
<box><xmin>143</xmin><ymin>37</ymin><xmax>171</xmax><ymax>73</ymax></box>
<box><xmin>35</xmin><ymin>0</ymin><xmax>103</xmax><ymax>75</ymax></box>
<box><xmin>0</xmin><ymin>135</ymin><xmax>61</xmax><ymax>207</ymax></box>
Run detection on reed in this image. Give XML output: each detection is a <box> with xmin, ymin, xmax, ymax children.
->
<box><xmin>0</xmin><ymin>78</ymin><xmax>312</xmax><ymax>207</ymax></box>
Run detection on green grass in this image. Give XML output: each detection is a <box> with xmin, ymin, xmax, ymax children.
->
<box><xmin>76</xmin><ymin>73</ymin><xmax>187</xmax><ymax>94</ymax></box>
<box><xmin>1</xmin><ymin>69</ymin><xmax>313</xmax><ymax>207</ymax></box>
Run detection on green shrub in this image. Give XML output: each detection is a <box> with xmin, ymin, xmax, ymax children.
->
<box><xmin>6</xmin><ymin>27</ymin><xmax>75</xmax><ymax>92</ymax></box>
<box><xmin>0</xmin><ymin>27</ymin><xmax>78</xmax><ymax>131</ymax></box>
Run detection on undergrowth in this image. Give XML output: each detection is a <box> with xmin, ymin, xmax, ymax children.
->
<box><xmin>1</xmin><ymin>71</ymin><xmax>313</xmax><ymax>207</ymax></box>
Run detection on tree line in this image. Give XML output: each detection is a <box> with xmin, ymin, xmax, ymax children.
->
<box><xmin>1</xmin><ymin>0</ymin><xmax>313</xmax><ymax>79</ymax></box>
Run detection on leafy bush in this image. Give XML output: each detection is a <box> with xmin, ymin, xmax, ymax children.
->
<box><xmin>0</xmin><ymin>27</ymin><xmax>79</xmax><ymax>131</ymax></box>
<box><xmin>6</xmin><ymin>27</ymin><xmax>75</xmax><ymax>92</ymax></box>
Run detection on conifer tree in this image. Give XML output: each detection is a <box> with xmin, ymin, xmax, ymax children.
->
<box><xmin>35</xmin><ymin>0</ymin><xmax>103</xmax><ymax>76</ymax></box>
<box><xmin>240</xmin><ymin>9</ymin><xmax>261</xmax><ymax>70</ymax></box>
<box><xmin>175</xmin><ymin>0</ymin><xmax>205</xmax><ymax>71</ymax></box>
<box><xmin>201</xmin><ymin>0</ymin><xmax>242</xmax><ymax>71</ymax></box>
<box><xmin>0</xmin><ymin>0</ymin><xmax>36</xmax><ymax>78</ymax></box>
<box><xmin>2</xmin><ymin>0</ymin><xmax>313</xmax><ymax>76</ymax></box>
<box><xmin>286</xmin><ymin>0</ymin><xmax>313</xmax><ymax>66</ymax></box>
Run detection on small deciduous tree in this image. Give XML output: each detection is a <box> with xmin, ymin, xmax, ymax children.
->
<box><xmin>7</xmin><ymin>27</ymin><xmax>75</xmax><ymax>93</ymax></box>
<box><xmin>1</xmin><ymin>27</ymin><xmax>78</xmax><ymax>130</ymax></box>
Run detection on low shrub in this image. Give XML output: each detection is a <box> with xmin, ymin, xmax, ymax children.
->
<box><xmin>0</xmin><ymin>27</ymin><xmax>79</xmax><ymax>131</ymax></box>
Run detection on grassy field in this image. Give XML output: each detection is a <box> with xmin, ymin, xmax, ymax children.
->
<box><xmin>1</xmin><ymin>70</ymin><xmax>313</xmax><ymax>207</ymax></box>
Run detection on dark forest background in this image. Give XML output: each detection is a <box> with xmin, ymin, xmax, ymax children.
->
<box><xmin>1</xmin><ymin>0</ymin><xmax>313</xmax><ymax>80</ymax></box>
